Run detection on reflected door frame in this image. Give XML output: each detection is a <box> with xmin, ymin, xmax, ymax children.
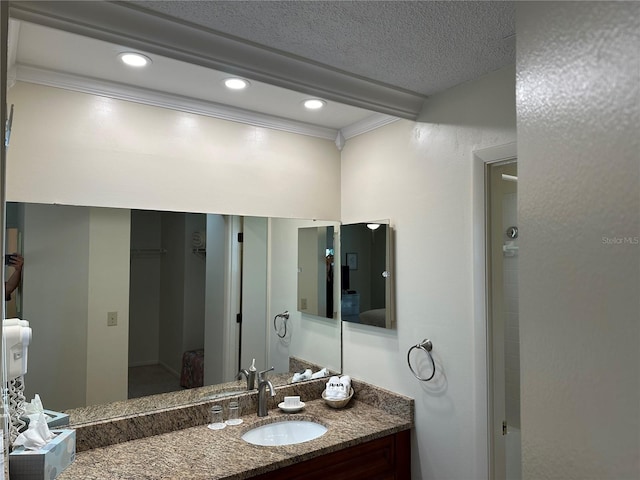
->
<box><xmin>487</xmin><ymin>159</ymin><xmax>519</xmax><ymax>480</ymax></box>
<box><xmin>472</xmin><ymin>142</ymin><xmax>518</xmax><ymax>480</ymax></box>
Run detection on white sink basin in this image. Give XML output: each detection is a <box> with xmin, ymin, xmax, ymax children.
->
<box><xmin>241</xmin><ymin>420</ymin><xmax>327</xmax><ymax>446</ymax></box>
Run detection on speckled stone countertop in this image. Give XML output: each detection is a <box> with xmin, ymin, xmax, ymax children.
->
<box><xmin>65</xmin><ymin>375</ymin><xmax>292</xmax><ymax>426</ymax></box>
<box><xmin>57</xmin><ymin>378</ymin><xmax>413</xmax><ymax>479</ymax></box>
<box><xmin>65</xmin><ymin>357</ymin><xmax>327</xmax><ymax>427</ymax></box>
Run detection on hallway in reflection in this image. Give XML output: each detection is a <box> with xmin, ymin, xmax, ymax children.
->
<box><xmin>128</xmin><ymin>364</ymin><xmax>181</xmax><ymax>399</ymax></box>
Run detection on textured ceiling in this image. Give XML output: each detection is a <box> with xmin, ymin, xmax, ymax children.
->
<box><xmin>129</xmin><ymin>0</ymin><xmax>516</xmax><ymax>96</ymax></box>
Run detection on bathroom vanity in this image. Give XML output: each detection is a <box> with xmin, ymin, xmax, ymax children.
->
<box><xmin>251</xmin><ymin>429</ymin><xmax>410</xmax><ymax>480</ymax></box>
<box><xmin>57</xmin><ymin>378</ymin><xmax>413</xmax><ymax>479</ymax></box>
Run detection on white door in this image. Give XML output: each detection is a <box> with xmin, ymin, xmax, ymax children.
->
<box><xmin>488</xmin><ymin>161</ymin><xmax>521</xmax><ymax>480</ymax></box>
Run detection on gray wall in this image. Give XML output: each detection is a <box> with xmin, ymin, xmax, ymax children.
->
<box><xmin>22</xmin><ymin>204</ymin><xmax>89</xmax><ymax>410</ymax></box>
<box><xmin>517</xmin><ymin>2</ymin><xmax>639</xmax><ymax>478</ymax></box>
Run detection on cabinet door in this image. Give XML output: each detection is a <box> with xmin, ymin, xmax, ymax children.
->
<box><xmin>253</xmin><ymin>430</ymin><xmax>410</xmax><ymax>480</ymax></box>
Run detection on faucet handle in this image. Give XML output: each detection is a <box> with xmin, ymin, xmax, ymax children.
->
<box><xmin>258</xmin><ymin>366</ymin><xmax>275</xmax><ymax>382</ymax></box>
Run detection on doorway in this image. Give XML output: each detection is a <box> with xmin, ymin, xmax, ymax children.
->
<box><xmin>128</xmin><ymin>210</ymin><xmax>209</xmax><ymax>398</ymax></box>
<box><xmin>128</xmin><ymin>212</ymin><xmax>258</xmax><ymax>399</ymax></box>
<box><xmin>487</xmin><ymin>160</ymin><xmax>521</xmax><ymax>479</ymax></box>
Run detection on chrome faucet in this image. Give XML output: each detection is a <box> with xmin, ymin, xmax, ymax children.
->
<box><xmin>237</xmin><ymin>368</ymin><xmax>255</xmax><ymax>390</ymax></box>
<box><xmin>257</xmin><ymin>367</ymin><xmax>275</xmax><ymax>417</ymax></box>
<box><xmin>237</xmin><ymin>358</ymin><xmax>257</xmax><ymax>390</ymax></box>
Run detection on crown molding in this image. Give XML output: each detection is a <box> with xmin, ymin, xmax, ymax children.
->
<box><xmin>16</xmin><ymin>65</ymin><xmax>400</xmax><ymax>147</ymax></box>
<box><xmin>7</xmin><ymin>19</ymin><xmax>19</xmax><ymax>71</ymax></box>
<box><xmin>340</xmin><ymin>114</ymin><xmax>400</xmax><ymax>140</ymax></box>
<box><xmin>9</xmin><ymin>1</ymin><xmax>427</xmax><ymax>120</ymax></box>
<box><xmin>16</xmin><ymin>65</ymin><xmax>339</xmax><ymax>141</ymax></box>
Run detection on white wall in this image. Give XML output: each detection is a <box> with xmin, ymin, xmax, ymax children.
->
<box><xmin>341</xmin><ymin>65</ymin><xmax>516</xmax><ymax>479</ymax></box>
<box><xmin>240</xmin><ymin>217</ymin><xmax>268</xmax><ymax>370</ymax></box>
<box><xmin>517</xmin><ymin>3</ymin><xmax>639</xmax><ymax>479</ymax></box>
<box><xmin>21</xmin><ymin>204</ymin><xmax>130</xmax><ymax>410</ymax></box>
<box><xmin>85</xmin><ymin>207</ymin><xmax>130</xmax><ymax>406</ymax></box>
<box><xmin>297</xmin><ymin>226</ymin><xmax>320</xmax><ymax>315</ymax></box>
<box><xmin>6</xmin><ymin>82</ymin><xmax>341</xmax><ymax>221</ymax></box>
<box><xmin>22</xmin><ymin>204</ymin><xmax>90</xmax><ymax>410</ymax></box>
<box><xmin>203</xmin><ymin>214</ymin><xmax>227</xmax><ymax>385</ymax></box>
<box><xmin>269</xmin><ymin>218</ymin><xmax>341</xmax><ymax>375</ymax></box>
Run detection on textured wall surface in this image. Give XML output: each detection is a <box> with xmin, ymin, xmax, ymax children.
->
<box><xmin>517</xmin><ymin>2</ymin><xmax>640</xmax><ymax>478</ymax></box>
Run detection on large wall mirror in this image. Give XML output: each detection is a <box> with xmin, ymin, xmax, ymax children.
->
<box><xmin>340</xmin><ymin>222</ymin><xmax>395</xmax><ymax>329</ymax></box>
<box><xmin>5</xmin><ymin>202</ymin><xmax>341</xmax><ymax>421</ymax></box>
<box><xmin>3</xmin><ymin>10</ymin><xmax>342</xmax><ymax>426</ymax></box>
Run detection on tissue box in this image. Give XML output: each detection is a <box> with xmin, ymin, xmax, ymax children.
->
<box><xmin>20</xmin><ymin>410</ymin><xmax>70</xmax><ymax>431</ymax></box>
<box><xmin>9</xmin><ymin>429</ymin><xmax>76</xmax><ymax>480</ymax></box>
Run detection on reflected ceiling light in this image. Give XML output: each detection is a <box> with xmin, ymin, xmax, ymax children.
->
<box><xmin>119</xmin><ymin>52</ymin><xmax>151</xmax><ymax>67</ymax></box>
<box><xmin>224</xmin><ymin>78</ymin><xmax>250</xmax><ymax>90</ymax></box>
<box><xmin>367</xmin><ymin>223</ymin><xmax>381</xmax><ymax>230</ymax></box>
<box><xmin>303</xmin><ymin>99</ymin><xmax>326</xmax><ymax>110</ymax></box>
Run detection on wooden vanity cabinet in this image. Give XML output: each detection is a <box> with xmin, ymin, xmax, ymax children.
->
<box><xmin>251</xmin><ymin>429</ymin><xmax>411</xmax><ymax>480</ymax></box>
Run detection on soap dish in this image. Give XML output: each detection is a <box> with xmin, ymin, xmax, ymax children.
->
<box><xmin>278</xmin><ymin>401</ymin><xmax>305</xmax><ymax>413</ymax></box>
<box><xmin>322</xmin><ymin>388</ymin><xmax>354</xmax><ymax>409</ymax></box>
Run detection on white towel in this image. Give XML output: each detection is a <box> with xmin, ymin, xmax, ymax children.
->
<box><xmin>311</xmin><ymin>368</ymin><xmax>328</xmax><ymax>379</ymax></box>
<box><xmin>325</xmin><ymin>375</ymin><xmax>350</xmax><ymax>400</ymax></box>
<box><xmin>291</xmin><ymin>368</ymin><xmax>312</xmax><ymax>383</ymax></box>
<box><xmin>325</xmin><ymin>376</ymin><xmax>342</xmax><ymax>399</ymax></box>
<box><xmin>340</xmin><ymin>375</ymin><xmax>351</xmax><ymax>395</ymax></box>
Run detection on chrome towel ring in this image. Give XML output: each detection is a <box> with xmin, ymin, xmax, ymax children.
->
<box><xmin>407</xmin><ymin>339</ymin><xmax>436</xmax><ymax>381</ymax></box>
<box><xmin>273</xmin><ymin>311</ymin><xmax>290</xmax><ymax>338</ymax></box>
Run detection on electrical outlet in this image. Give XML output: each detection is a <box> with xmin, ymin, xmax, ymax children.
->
<box><xmin>300</xmin><ymin>298</ymin><xmax>307</xmax><ymax>310</ymax></box>
<box><xmin>107</xmin><ymin>311</ymin><xmax>118</xmax><ymax>327</ymax></box>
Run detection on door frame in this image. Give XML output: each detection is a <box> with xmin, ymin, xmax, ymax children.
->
<box><xmin>1</xmin><ymin>1</ymin><xmax>10</xmax><ymax>476</ymax></box>
<box><xmin>472</xmin><ymin>142</ymin><xmax>517</xmax><ymax>479</ymax></box>
<box><xmin>486</xmin><ymin>159</ymin><xmax>519</xmax><ymax>480</ymax></box>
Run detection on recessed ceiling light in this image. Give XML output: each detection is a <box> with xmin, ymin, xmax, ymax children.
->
<box><xmin>303</xmin><ymin>99</ymin><xmax>326</xmax><ymax>110</ymax></box>
<box><xmin>119</xmin><ymin>52</ymin><xmax>151</xmax><ymax>68</ymax></box>
<box><xmin>224</xmin><ymin>78</ymin><xmax>250</xmax><ymax>90</ymax></box>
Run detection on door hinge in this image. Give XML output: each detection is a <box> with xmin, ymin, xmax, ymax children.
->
<box><xmin>237</xmin><ymin>232</ymin><xmax>243</xmax><ymax>243</ymax></box>
<box><xmin>236</xmin><ymin>313</ymin><xmax>242</xmax><ymax>324</ymax></box>
<box><xmin>502</xmin><ymin>421</ymin><xmax>508</xmax><ymax>436</ymax></box>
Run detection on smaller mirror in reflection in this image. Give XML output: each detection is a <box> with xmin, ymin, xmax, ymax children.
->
<box><xmin>340</xmin><ymin>222</ymin><xmax>394</xmax><ymax>329</ymax></box>
<box><xmin>297</xmin><ymin>226</ymin><xmax>335</xmax><ymax>318</ymax></box>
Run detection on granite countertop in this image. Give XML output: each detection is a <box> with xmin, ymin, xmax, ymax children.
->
<box><xmin>58</xmin><ymin>397</ymin><xmax>412</xmax><ymax>480</ymax></box>
<box><xmin>65</xmin><ymin>375</ymin><xmax>293</xmax><ymax>426</ymax></box>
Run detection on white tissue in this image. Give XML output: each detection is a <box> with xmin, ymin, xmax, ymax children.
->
<box><xmin>311</xmin><ymin>368</ymin><xmax>328</xmax><ymax>379</ymax></box>
<box><xmin>325</xmin><ymin>375</ymin><xmax>351</xmax><ymax>400</ymax></box>
<box><xmin>22</xmin><ymin>394</ymin><xmax>45</xmax><ymax>416</ymax></box>
<box><xmin>291</xmin><ymin>369</ymin><xmax>312</xmax><ymax>383</ymax></box>
<box><xmin>13</xmin><ymin>412</ymin><xmax>54</xmax><ymax>450</ymax></box>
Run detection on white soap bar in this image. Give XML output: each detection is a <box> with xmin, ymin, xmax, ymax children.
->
<box><xmin>284</xmin><ymin>396</ymin><xmax>301</xmax><ymax>407</ymax></box>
